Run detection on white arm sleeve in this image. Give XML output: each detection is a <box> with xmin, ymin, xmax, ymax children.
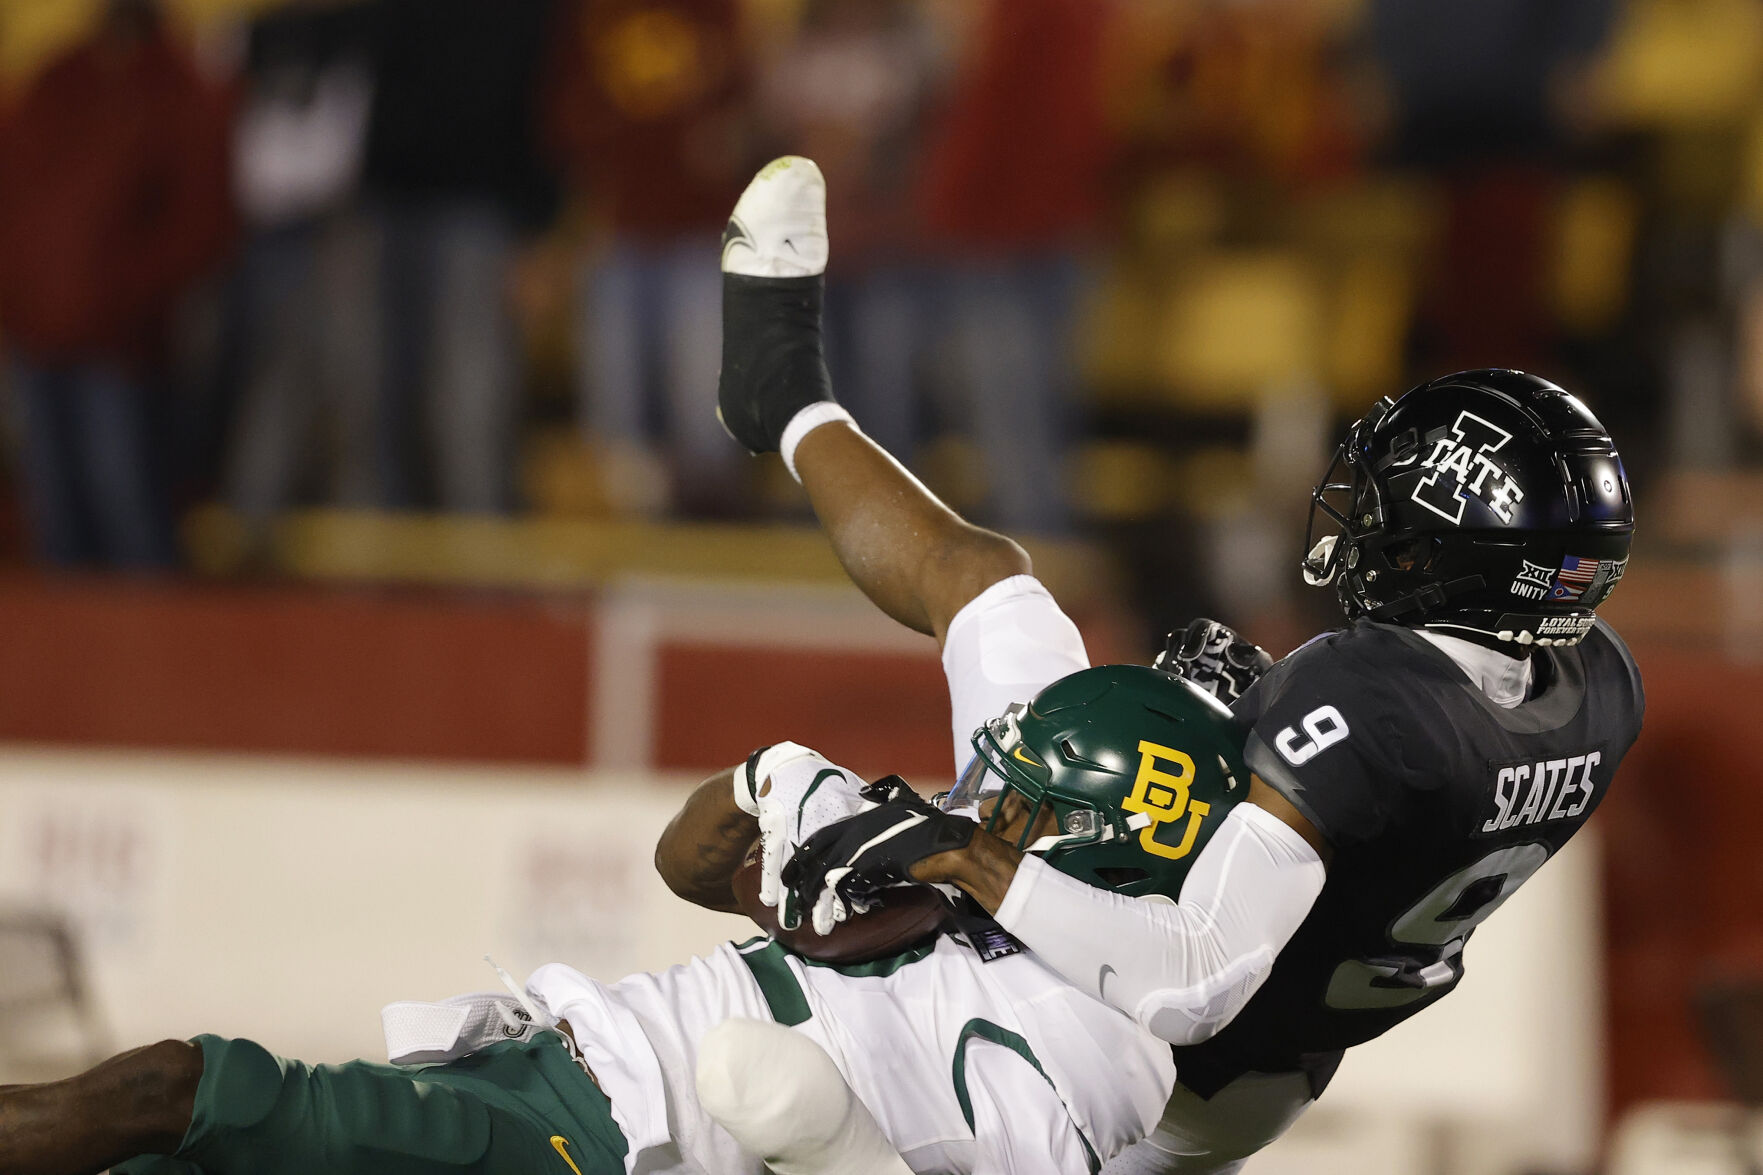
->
<box><xmin>995</xmin><ymin>804</ymin><xmax>1326</xmax><ymax>1046</ymax></box>
<box><xmin>941</xmin><ymin>575</ymin><xmax>1090</xmax><ymax>775</ymax></box>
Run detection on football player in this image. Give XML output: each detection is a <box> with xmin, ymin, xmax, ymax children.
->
<box><xmin>714</xmin><ymin>157</ymin><xmax>1645</xmax><ymax>1173</ymax></box>
<box><xmin>0</xmin><ymin>667</ymin><xmax>1253</xmax><ymax>1175</ymax></box>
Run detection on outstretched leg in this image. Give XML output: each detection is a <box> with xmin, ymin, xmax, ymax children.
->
<box><xmin>0</xmin><ymin>1039</ymin><xmax>201</xmax><ymax>1175</ymax></box>
<box><xmin>716</xmin><ymin>157</ymin><xmax>1029</xmax><ymax>647</ymax></box>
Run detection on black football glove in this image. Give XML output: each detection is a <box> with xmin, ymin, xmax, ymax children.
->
<box><xmin>781</xmin><ymin>777</ymin><xmax>976</xmax><ymax>936</ymax></box>
<box><xmin>1155</xmin><ymin>618</ymin><xmax>1274</xmax><ymax>706</ymax></box>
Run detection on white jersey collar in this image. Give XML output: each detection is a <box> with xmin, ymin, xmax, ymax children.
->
<box><xmin>1415</xmin><ymin>630</ymin><xmax>1533</xmax><ymax>709</ymax></box>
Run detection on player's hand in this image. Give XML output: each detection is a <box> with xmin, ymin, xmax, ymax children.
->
<box><xmin>782</xmin><ymin>779</ymin><xmax>976</xmax><ymax>936</ymax></box>
<box><xmin>1155</xmin><ymin>619</ymin><xmax>1274</xmax><ymax>706</ymax></box>
<box><xmin>735</xmin><ymin>743</ymin><xmax>873</xmax><ymax>931</ymax></box>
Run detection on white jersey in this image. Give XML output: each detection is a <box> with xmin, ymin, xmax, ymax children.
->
<box><xmin>526</xmin><ymin>573</ymin><xmax>1175</xmax><ymax>1175</ymax></box>
<box><xmin>530</xmin><ymin>933</ymin><xmax>1174</xmax><ymax>1175</ymax></box>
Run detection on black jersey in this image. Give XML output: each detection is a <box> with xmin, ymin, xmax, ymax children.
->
<box><xmin>1168</xmin><ymin>618</ymin><xmax>1644</xmax><ymax>1099</ymax></box>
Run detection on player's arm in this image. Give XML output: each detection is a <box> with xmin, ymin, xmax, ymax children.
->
<box><xmin>918</xmin><ymin>777</ymin><xmax>1326</xmax><ymax>911</ymax></box>
<box><xmin>788</xmin><ymin>775</ymin><xmax>1328</xmax><ymax>1046</ymax></box>
<box><xmin>655</xmin><ymin>766</ymin><xmax>754</xmax><ymax>914</ymax></box>
<box><xmin>655</xmin><ymin>746</ymin><xmax>879</xmax><ymax>919</ymax></box>
<box><xmin>930</xmin><ymin>783</ymin><xmax>1326</xmax><ymax>1045</ymax></box>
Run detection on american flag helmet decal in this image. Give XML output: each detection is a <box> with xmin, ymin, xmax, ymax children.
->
<box><xmin>1549</xmin><ymin>555</ymin><xmax>1601</xmax><ymax>602</ymax></box>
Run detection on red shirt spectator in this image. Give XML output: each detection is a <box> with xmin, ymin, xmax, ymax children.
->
<box><xmin>0</xmin><ymin>4</ymin><xmax>234</xmax><ymax>375</ymax></box>
<box><xmin>546</xmin><ymin>0</ymin><xmax>752</xmax><ymax>241</ymax></box>
<box><xmin>916</xmin><ymin>0</ymin><xmax>1115</xmax><ymax>253</ymax></box>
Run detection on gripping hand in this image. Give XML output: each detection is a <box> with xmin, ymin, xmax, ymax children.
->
<box><xmin>782</xmin><ymin>779</ymin><xmax>976</xmax><ymax>936</ymax></box>
<box><xmin>1155</xmin><ymin>618</ymin><xmax>1274</xmax><ymax>706</ymax></box>
<box><xmin>736</xmin><ymin>743</ymin><xmax>872</xmax><ymax>930</ymax></box>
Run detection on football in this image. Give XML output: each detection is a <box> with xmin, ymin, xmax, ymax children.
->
<box><xmin>732</xmin><ymin>839</ymin><xmax>948</xmax><ymax>964</ymax></box>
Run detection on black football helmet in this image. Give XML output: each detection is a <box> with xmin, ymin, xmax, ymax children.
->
<box><xmin>1302</xmin><ymin>370</ymin><xmax>1633</xmax><ymax>649</ymax></box>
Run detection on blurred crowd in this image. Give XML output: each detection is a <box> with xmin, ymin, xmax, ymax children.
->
<box><xmin>1</xmin><ymin>0</ymin><xmax>1762</xmax><ymax>632</ymax></box>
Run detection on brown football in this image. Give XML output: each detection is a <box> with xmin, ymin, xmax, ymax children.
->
<box><xmin>732</xmin><ymin>839</ymin><xmax>948</xmax><ymax>964</ymax></box>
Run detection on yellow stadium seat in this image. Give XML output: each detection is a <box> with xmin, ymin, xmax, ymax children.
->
<box><xmin>1596</xmin><ymin>0</ymin><xmax>1763</xmax><ymax>128</ymax></box>
<box><xmin>1134</xmin><ymin>172</ymin><xmax>1230</xmax><ymax>254</ymax></box>
<box><xmin>1742</xmin><ymin>108</ymin><xmax>1763</xmax><ymax>225</ymax></box>
<box><xmin>1069</xmin><ymin>441</ymin><xmax>1178</xmax><ymax>522</ymax></box>
<box><xmin>1551</xmin><ymin>177</ymin><xmax>1639</xmax><ymax>334</ymax></box>
<box><xmin>1156</xmin><ymin>250</ymin><xmax>1325</xmax><ymax>409</ymax></box>
<box><xmin>1078</xmin><ymin>261</ymin><xmax>1172</xmax><ymax>403</ymax></box>
<box><xmin>1285</xmin><ymin>179</ymin><xmax>1438</xmax><ymax>259</ymax></box>
<box><xmin>1326</xmin><ymin>255</ymin><xmax>1415</xmax><ymax>406</ymax></box>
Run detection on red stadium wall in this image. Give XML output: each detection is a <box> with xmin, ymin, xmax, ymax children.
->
<box><xmin>0</xmin><ymin>574</ymin><xmax>976</xmax><ymax>779</ymax></box>
<box><xmin>0</xmin><ymin>577</ymin><xmax>596</xmax><ymax>763</ymax></box>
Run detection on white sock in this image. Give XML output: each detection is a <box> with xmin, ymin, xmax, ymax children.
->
<box><xmin>780</xmin><ymin>403</ymin><xmax>857</xmax><ymax>482</ymax></box>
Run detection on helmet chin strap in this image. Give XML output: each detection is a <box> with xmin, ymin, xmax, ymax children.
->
<box><xmin>1364</xmin><ymin>575</ymin><xmax>1485</xmax><ymax>623</ymax></box>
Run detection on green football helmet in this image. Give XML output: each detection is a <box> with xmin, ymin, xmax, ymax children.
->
<box><xmin>942</xmin><ymin>664</ymin><xmax>1249</xmax><ymax>900</ymax></box>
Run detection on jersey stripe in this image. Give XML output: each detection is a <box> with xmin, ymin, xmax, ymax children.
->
<box><xmin>950</xmin><ymin>1018</ymin><xmax>1100</xmax><ymax>1174</ymax></box>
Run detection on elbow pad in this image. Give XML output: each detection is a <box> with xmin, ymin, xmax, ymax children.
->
<box><xmin>996</xmin><ymin>805</ymin><xmax>1325</xmax><ymax>1045</ymax></box>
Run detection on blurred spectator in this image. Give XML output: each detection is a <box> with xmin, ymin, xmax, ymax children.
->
<box><xmin>224</xmin><ymin>0</ymin><xmax>377</xmax><ymax>545</ymax></box>
<box><xmin>914</xmin><ymin>0</ymin><xmax>1117</xmax><ymax>534</ymax></box>
<box><xmin>758</xmin><ymin>0</ymin><xmax>947</xmax><ymax>465</ymax></box>
<box><xmin>0</xmin><ymin>0</ymin><xmax>233</xmax><ymax>569</ymax></box>
<box><xmin>1112</xmin><ymin>0</ymin><xmax>1364</xmax><ymax>189</ymax></box>
<box><xmin>548</xmin><ymin>0</ymin><xmax>752</xmax><ymax>517</ymax></box>
<box><xmin>1370</xmin><ymin>0</ymin><xmax>1615</xmax><ymax>166</ymax></box>
<box><xmin>361</xmin><ymin>0</ymin><xmax>560</xmax><ymax>513</ymax></box>
<box><xmin>1368</xmin><ymin>0</ymin><xmax>1618</xmax><ymax>371</ymax></box>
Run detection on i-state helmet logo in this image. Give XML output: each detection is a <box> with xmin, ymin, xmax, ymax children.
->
<box><xmin>1409</xmin><ymin>411</ymin><xmax>1526</xmax><ymax>526</ymax></box>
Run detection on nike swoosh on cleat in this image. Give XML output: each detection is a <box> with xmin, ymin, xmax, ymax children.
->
<box><xmin>551</xmin><ymin>1136</ymin><xmax>584</xmax><ymax>1175</ymax></box>
<box><xmin>721</xmin><ymin>218</ymin><xmax>753</xmax><ymax>261</ymax></box>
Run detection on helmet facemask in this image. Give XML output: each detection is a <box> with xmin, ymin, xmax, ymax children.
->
<box><xmin>1301</xmin><ymin>398</ymin><xmax>1393</xmax><ymax>599</ymax></box>
<box><xmin>943</xmin><ymin>712</ymin><xmax>1123</xmax><ymax>857</ymax></box>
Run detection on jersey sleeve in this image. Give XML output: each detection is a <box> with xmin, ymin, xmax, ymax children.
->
<box><xmin>941</xmin><ymin>575</ymin><xmax>1090</xmax><ymax>776</ymax></box>
<box><xmin>994</xmin><ymin>807</ymin><xmax>1324</xmax><ymax>1045</ymax></box>
<box><xmin>1236</xmin><ymin>644</ymin><xmax>1408</xmax><ymax>849</ymax></box>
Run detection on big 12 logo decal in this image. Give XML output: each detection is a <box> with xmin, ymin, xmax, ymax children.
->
<box><xmin>1411</xmin><ymin>412</ymin><xmax>1526</xmax><ymax>525</ymax></box>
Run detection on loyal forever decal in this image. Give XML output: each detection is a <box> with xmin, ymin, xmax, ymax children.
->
<box><xmin>1411</xmin><ymin>412</ymin><xmax>1526</xmax><ymax>525</ymax></box>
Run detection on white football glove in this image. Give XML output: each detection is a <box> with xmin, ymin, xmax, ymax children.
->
<box><xmin>735</xmin><ymin>742</ymin><xmax>874</xmax><ymax>930</ymax></box>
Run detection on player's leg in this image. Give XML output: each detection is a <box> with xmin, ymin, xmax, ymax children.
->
<box><xmin>0</xmin><ymin>1039</ymin><xmax>201</xmax><ymax>1175</ymax></box>
<box><xmin>70</xmin><ymin>1034</ymin><xmax>622</xmax><ymax>1175</ymax></box>
<box><xmin>695</xmin><ymin>1018</ymin><xmax>910</xmax><ymax>1175</ymax></box>
<box><xmin>717</xmin><ymin>157</ymin><xmax>1029</xmax><ymax>645</ymax></box>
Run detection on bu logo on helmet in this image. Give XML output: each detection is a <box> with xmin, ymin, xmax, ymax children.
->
<box><xmin>1121</xmin><ymin>741</ymin><xmax>1212</xmax><ymax>860</ymax></box>
<box><xmin>1410</xmin><ymin>412</ymin><xmax>1526</xmax><ymax>525</ymax></box>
